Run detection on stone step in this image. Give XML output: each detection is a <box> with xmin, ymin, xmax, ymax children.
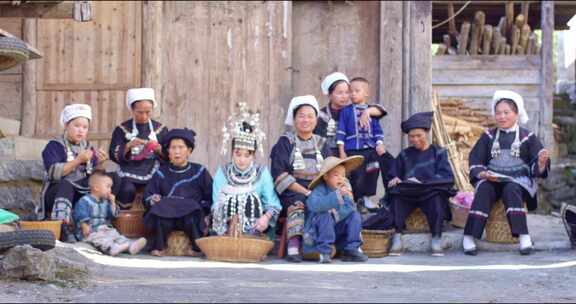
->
<box><xmin>0</xmin><ymin>117</ymin><xmax>20</xmax><ymax>137</ymax></box>
<box><xmin>398</xmin><ymin>214</ymin><xmax>571</xmax><ymax>253</ymax></box>
<box><xmin>0</xmin><ymin>136</ymin><xmax>48</xmax><ymax>161</ymax></box>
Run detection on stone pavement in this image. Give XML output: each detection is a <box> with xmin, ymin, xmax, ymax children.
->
<box><xmin>1</xmin><ymin>244</ymin><xmax>575</xmax><ymax>303</ymax></box>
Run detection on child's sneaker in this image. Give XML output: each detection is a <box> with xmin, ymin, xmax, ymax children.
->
<box><xmin>318</xmin><ymin>253</ymin><xmax>332</xmax><ymax>264</ymax></box>
<box><xmin>129</xmin><ymin>237</ymin><xmax>147</xmax><ymax>255</ymax></box>
<box><xmin>340</xmin><ymin>249</ymin><xmax>368</xmax><ymax>262</ymax></box>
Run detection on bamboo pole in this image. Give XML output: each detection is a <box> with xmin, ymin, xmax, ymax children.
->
<box><xmin>432</xmin><ymin>91</ymin><xmax>474</xmax><ymax>192</ymax></box>
<box><xmin>457</xmin><ymin>21</ymin><xmax>470</xmax><ymax>55</ymax></box>
<box><xmin>482</xmin><ymin>24</ymin><xmax>493</xmax><ymax>55</ymax></box>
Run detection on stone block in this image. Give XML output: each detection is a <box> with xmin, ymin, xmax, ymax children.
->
<box><xmin>0</xmin><ymin>136</ymin><xmax>48</xmax><ymax>161</ymax></box>
<box><xmin>0</xmin><ymin>117</ymin><xmax>20</xmax><ymax>137</ymax></box>
<box><xmin>1</xmin><ymin>245</ymin><xmax>56</xmax><ymax>281</ymax></box>
<box><xmin>0</xmin><ymin>160</ymin><xmax>45</xmax><ymax>182</ymax></box>
<box><xmin>0</xmin><ymin>180</ymin><xmax>42</xmax><ymax>220</ymax></box>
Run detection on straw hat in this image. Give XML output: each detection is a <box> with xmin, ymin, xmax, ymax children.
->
<box><xmin>308</xmin><ymin>155</ymin><xmax>364</xmax><ymax>190</ymax></box>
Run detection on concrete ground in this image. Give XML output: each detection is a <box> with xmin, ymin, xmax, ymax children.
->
<box><xmin>1</xmin><ymin>246</ymin><xmax>575</xmax><ymax>303</ymax></box>
<box><xmin>0</xmin><ymin>213</ymin><xmax>573</xmax><ymax>303</ymax></box>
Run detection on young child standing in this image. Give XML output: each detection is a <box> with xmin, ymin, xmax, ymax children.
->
<box><xmin>73</xmin><ymin>171</ymin><xmax>147</xmax><ymax>256</ymax></box>
<box><xmin>336</xmin><ymin>77</ymin><xmax>393</xmax><ymax>211</ymax></box>
<box><xmin>304</xmin><ymin>156</ymin><xmax>368</xmax><ymax>263</ymax></box>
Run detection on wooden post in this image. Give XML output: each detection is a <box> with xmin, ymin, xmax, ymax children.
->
<box><xmin>407</xmin><ymin>1</ymin><xmax>432</xmax><ymax>114</ymax></box>
<box><xmin>380</xmin><ymin>1</ymin><xmax>404</xmax><ymax>155</ymax></box>
<box><xmin>142</xmin><ymin>1</ymin><xmax>163</xmax><ymax>118</ymax></box>
<box><xmin>21</xmin><ymin>18</ymin><xmax>37</xmax><ymax>137</ymax></box>
<box><xmin>539</xmin><ymin>1</ymin><xmax>554</xmax><ymax>151</ymax></box>
<box><xmin>482</xmin><ymin>25</ymin><xmax>493</xmax><ymax>55</ymax></box>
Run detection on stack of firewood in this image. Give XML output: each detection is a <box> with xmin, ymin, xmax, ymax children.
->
<box><xmin>436</xmin><ymin>2</ymin><xmax>540</xmax><ymax>56</ymax></box>
<box><xmin>435</xmin><ymin>98</ymin><xmax>496</xmax><ymax>177</ymax></box>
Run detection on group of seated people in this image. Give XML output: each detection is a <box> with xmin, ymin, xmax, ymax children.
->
<box><xmin>38</xmin><ymin>72</ymin><xmax>551</xmax><ymax>262</ymax></box>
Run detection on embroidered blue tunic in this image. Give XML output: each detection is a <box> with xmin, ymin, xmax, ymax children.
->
<box><xmin>336</xmin><ymin>104</ymin><xmax>385</xmax><ymax>151</ymax></box>
<box><xmin>315</xmin><ymin>103</ymin><xmax>387</xmax><ymax>154</ymax></box>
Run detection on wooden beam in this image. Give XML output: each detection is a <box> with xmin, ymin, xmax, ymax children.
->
<box><xmin>539</xmin><ymin>1</ymin><xmax>554</xmax><ymax>152</ymax></box>
<box><xmin>142</xmin><ymin>1</ymin><xmax>163</xmax><ymax>118</ymax></box>
<box><xmin>380</xmin><ymin>1</ymin><xmax>404</xmax><ymax>155</ymax></box>
<box><xmin>20</xmin><ymin>18</ymin><xmax>36</xmax><ymax>136</ymax></box>
<box><xmin>0</xmin><ymin>1</ymin><xmax>74</xmax><ymax>19</ymax></box>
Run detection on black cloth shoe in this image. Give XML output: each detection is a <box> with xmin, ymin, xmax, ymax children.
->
<box><xmin>286</xmin><ymin>254</ymin><xmax>302</xmax><ymax>263</ymax></box>
<box><xmin>340</xmin><ymin>249</ymin><xmax>368</xmax><ymax>262</ymax></box>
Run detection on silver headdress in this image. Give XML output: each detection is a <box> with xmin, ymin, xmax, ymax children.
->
<box><xmin>220</xmin><ymin>102</ymin><xmax>266</xmax><ymax>155</ymax></box>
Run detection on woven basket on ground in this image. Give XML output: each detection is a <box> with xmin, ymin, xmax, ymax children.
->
<box><xmin>485</xmin><ymin>200</ymin><xmax>520</xmax><ymax>244</ymax></box>
<box><xmin>449</xmin><ymin>200</ymin><xmax>470</xmax><ymax>229</ymax></box>
<box><xmin>361</xmin><ymin>229</ymin><xmax>394</xmax><ymax>258</ymax></box>
<box><xmin>405</xmin><ymin>208</ymin><xmax>429</xmax><ymax>233</ymax></box>
<box><xmin>196</xmin><ymin>215</ymin><xmax>274</xmax><ymax>263</ymax></box>
<box><xmin>19</xmin><ymin>220</ymin><xmax>61</xmax><ymax>240</ymax></box>
<box><xmin>0</xmin><ymin>36</ymin><xmax>29</xmax><ymax>71</ymax></box>
<box><xmin>166</xmin><ymin>231</ymin><xmax>191</xmax><ymax>256</ymax></box>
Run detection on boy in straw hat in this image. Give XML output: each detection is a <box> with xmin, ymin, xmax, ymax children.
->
<box><xmin>303</xmin><ymin>155</ymin><xmax>368</xmax><ymax>263</ymax></box>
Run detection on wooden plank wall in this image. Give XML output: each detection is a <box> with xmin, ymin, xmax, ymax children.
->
<box><xmin>0</xmin><ymin>18</ymin><xmax>23</xmax><ymax>121</ymax></box>
<box><xmin>33</xmin><ymin>1</ymin><xmax>142</xmax><ymax>150</ymax></box>
<box><xmin>160</xmin><ymin>1</ymin><xmax>291</xmax><ymax>172</ymax></box>
<box><xmin>432</xmin><ymin>55</ymin><xmax>542</xmax><ymax>132</ymax></box>
<box><xmin>291</xmin><ymin>1</ymin><xmax>380</xmax><ymax>106</ymax></box>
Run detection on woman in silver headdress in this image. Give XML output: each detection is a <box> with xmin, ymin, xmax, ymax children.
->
<box><xmin>211</xmin><ymin>103</ymin><xmax>281</xmax><ymax>239</ymax></box>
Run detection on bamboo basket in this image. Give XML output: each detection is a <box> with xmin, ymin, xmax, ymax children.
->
<box><xmin>485</xmin><ymin>200</ymin><xmax>519</xmax><ymax>244</ymax></box>
<box><xmin>19</xmin><ymin>220</ymin><xmax>62</xmax><ymax>240</ymax></box>
<box><xmin>405</xmin><ymin>208</ymin><xmax>429</xmax><ymax>233</ymax></box>
<box><xmin>449</xmin><ymin>199</ymin><xmax>470</xmax><ymax>229</ymax></box>
<box><xmin>361</xmin><ymin>229</ymin><xmax>394</xmax><ymax>258</ymax></box>
<box><xmin>196</xmin><ymin>215</ymin><xmax>274</xmax><ymax>263</ymax></box>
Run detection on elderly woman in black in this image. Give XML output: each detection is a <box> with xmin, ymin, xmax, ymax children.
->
<box><xmin>463</xmin><ymin>90</ymin><xmax>550</xmax><ymax>256</ymax></box>
<box><xmin>386</xmin><ymin>112</ymin><xmax>456</xmax><ymax>256</ymax></box>
<box><xmin>270</xmin><ymin>95</ymin><xmax>331</xmax><ymax>262</ymax></box>
<box><xmin>143</xmin><ymin>128</ymin><xmax>213</xmax><ymax>257</ymax></box>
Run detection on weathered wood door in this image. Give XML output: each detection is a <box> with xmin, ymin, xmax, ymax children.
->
<box><xmin>159</xmin><ymin>1</ymin><xmax>291</xmax><ymax>172</ymax></box>
<box><xmin>33</xmin><ymin>1</ymin><xmax>142</xmax><ymax>150</ymax></box>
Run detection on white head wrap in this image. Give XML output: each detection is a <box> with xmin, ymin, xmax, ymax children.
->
<box><xmin>491</xmin><ymin>90</ymin><xmax>529</xmax><ymax>125</ymax></box>
<box><xmin>126</xmin><ymin>88</ymin><xmax>156</xmax><ymax>110</ymax></box>
<box><xmin>60</xmin><ymin>104</ymin><xmax>92</xmax><ymax>127</ymax></box>
<box><xmin>284</xmin><ymin>95</ymin><xmax>320</xmax><ymax>126</ymax></box>
<box><xmin>320</xmin><ymin>72</ymin><xmax>349</xmax><ymax>95</ymax></box>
